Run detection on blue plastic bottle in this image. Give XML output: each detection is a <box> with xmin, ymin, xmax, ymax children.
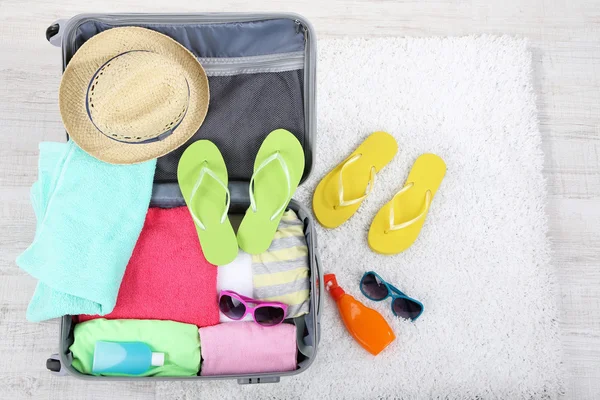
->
<box><xmin>92</xmin><ymin>341</ymin><xmax>165</xmax><ymax>375</ymax></box>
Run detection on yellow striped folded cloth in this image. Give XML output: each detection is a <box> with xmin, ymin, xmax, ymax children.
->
<box><xmin>251</xmin><ymin>210</ymin><xmax>310</xmax><ymax>318</ymax></box>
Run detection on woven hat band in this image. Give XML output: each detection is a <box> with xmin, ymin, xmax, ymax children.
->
<box><xmin>85</xmin><ymin>50</ymin><xmax>191</xmax><ymax>144</ymax></box>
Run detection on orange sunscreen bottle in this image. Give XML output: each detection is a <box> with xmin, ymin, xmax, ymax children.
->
<box><xmin>324</xmin><ymin>273</ymin><xmax>395</xmax><ymax>356</ymax></box>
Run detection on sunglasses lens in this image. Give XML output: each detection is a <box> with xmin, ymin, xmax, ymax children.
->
<box><xmin>254</xmin><ymin>306</ymin><xmax>285</xmax><ymax>326</ymax></box>
<box><xmin>361</xmin><ymin>273</ymin><xmax>388</xmax><ymax>300</ymax></box>
<box><xmin>392</xmin><ymin>297</ymin><xmax>423</xmax><ymax>320</ymax></box>
<box><xmin>219</xmin><ymin>294</ymin><xmax>246</xmax><ymax>320</ymax></box>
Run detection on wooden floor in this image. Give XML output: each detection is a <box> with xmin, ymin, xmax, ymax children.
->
<box><xmin>1</xmin><ymin>0</ymin><xmax>598</xmax><ymax>398</ymax></box>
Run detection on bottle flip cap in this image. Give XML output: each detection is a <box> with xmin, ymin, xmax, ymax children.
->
<box><xmin>324</xmin><ymin>273</ymin><xmax>345</xmax><ymax>301</ymax></box>
<box><xmin>151</xmin><ymin>352</ymin><xmax>165</xmax><ymax>367</ymax></box>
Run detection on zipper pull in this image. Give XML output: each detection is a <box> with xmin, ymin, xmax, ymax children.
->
<box><xmin>295</xmin><ymin>19</ymin><xmax>307</xmax><ymax>36</ymax></box>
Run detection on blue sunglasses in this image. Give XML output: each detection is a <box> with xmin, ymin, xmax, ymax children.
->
<box><xmin>359</xmin><ymin>271</ymin><xmax>424</xmax><ymax>320</ymax></box>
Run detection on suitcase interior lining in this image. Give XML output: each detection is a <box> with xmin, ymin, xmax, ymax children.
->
<box><xmin>71</xmin><ymin>19</ymin><xmax>307</xmax><ymax>184</ymax></box>
<box><xmin>59</xmin><ymin>16</ymin><xmax>318</xmax><ymax>380</ymax></box>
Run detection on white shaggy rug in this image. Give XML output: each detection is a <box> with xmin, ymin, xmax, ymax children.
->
<box><xmin>158</xmin><ymin>36</ymin><xmax>562</xmax><ymax>399</ymax></box>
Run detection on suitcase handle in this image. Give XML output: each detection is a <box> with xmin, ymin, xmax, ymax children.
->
<box><xmin>314</xmin><ymin>249</ymin><xmax>323</xmax><ymax>318</ymax></box>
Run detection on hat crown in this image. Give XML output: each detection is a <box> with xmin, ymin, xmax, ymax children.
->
<box><xmin>86</xmin><ymin>51</ymin><xmax>189</xmax><ymax>143</ymax></box>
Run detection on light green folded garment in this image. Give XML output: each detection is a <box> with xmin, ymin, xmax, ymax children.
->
<box><xmin>70</xmin><ymin>319</ymin><xmax>201</xmax><ymax>377</ymax></box>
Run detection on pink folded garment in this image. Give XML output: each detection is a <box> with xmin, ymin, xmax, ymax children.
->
<box><xmin>79</xmin><ymin>207</ymin><xmax>219</xmax><ymax>327</ymax></box>
<box><xmin>199</xmin><ymin>322</ymin><xmax>297</xmax><ymax>376</ymax></box>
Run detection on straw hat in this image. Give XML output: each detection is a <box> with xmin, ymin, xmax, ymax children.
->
<box><xmin>59</xmin><ymin>27</ymin><xmax>209</xmax><ymax>164</ymax></box>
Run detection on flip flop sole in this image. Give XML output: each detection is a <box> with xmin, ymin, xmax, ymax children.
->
<box><xmin>237</xmin><ymin>129</ymin><xmax>305</xmax><ymax>254</ymax></box>
<box><xmin>368</xmin><ymin>153</ymin><xmax>446</xmax><ymax>254</ymax></box>
<box><xmin>177</xmin><ymin>140</ymin><xmax>238</xmax><ymax>265</ymax></box>
<box><xmin>313</xmin><ymin>131</ymin><xmax>398</xmax><ymax>228</ymax></box>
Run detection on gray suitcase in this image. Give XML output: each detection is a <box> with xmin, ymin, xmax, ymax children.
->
<box><xmin>44</xmin><ymin>13</ymin><xmax>323</xmax><ymax>385</ymax></box>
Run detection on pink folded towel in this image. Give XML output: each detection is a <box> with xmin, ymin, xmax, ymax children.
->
<box><xmin>79</xmin><ymin>207</ymin><xmax>219</xmax><ymax>327</ymax></box>
<box><xmin>199</xmin><ymin>322</ymin><xmax>297</xmax><ymax>376</ymax></box>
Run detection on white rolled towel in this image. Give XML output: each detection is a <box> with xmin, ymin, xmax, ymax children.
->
<box><xmin>216</xmin><ymin>249</ymin><xmax>254</xmax><ymax>322</ymax></box>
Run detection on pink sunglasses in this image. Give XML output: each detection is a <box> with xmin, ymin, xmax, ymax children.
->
<box><xmin>218</xmin><ymin>290</ymin><xmax>288</xmax><ymax>327</ymax></box>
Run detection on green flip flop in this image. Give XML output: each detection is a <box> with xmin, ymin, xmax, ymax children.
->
<box><xmin>177</xmin><ymin>140</ymin><xmax>238</xmax><ymax>265</ymax></box>
<box><xmin>237</xmin><ymin>129</ymin><xmax>305</xmax><ymax>254</ymax></box>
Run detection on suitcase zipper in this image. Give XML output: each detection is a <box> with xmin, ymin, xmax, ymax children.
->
<box><xmin>295</xmin><ymin>19</ymin><xmax>309</xmax><ymax>44</ymax></box>
<box><xmin>199</xmin><ymin>51</ymin><xmax>304</xmax><ymax>76</ymax></box>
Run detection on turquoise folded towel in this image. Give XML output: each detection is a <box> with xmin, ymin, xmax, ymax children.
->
<box><xmin>17</xmin><ymin>141</ymin><xmax>156</xmax><ymax>322</ymax></box>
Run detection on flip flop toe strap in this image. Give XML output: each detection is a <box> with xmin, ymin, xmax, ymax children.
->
<box><xmin>189</xmin><ymin>162</ymin><xmax>231</xmax><ymax>231</ymax></box>
<box><xmin>386</xmin><ymin>183</ymin><xmax>432</xmax><ymax>233</ymax></box>
<box><xmin>249</xmin><ymin>151</ymin><xmax>291</xmax><ymax>221</ymax></box>
<box><xmin>335</xmin><ymin>154</ymin><xmax>376</xmax><ymax>209</ymax></box>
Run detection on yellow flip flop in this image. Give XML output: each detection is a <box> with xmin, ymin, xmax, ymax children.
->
<box><xmin>368</xmin><ymin>153</ymin><xmax>446</xmax><ymax>254</ymax></box>
<box><xmin>313</xmin><ymin>131</ymin><xmax>398</xmax><ymax>229</ymax></box>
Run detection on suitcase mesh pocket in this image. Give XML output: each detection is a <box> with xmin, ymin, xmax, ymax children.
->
<box><xmin>154</xmin><ymin>69</ymin><xmax>305</xmax><ymax>182</ymax></box>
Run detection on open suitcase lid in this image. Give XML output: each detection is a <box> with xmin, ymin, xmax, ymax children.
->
<box><xmin>49</xmin><ymin>13</ymin><xmax>316</xmax><ymax>206</ymax></box>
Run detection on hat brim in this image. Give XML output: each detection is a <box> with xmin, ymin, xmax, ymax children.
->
<box><xmin>59</xmin><ymin>27</ymin><xmax>209</xmax><ymax>165</ymax></box>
